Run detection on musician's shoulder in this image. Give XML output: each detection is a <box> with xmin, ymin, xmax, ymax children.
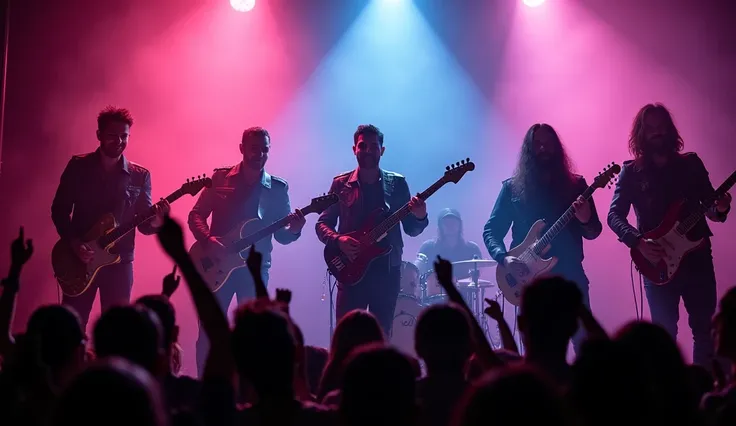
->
<box><xmin>269</xmin><ymin>174</ymin><xmax>288</xmax><ymax>188</ymax></box>
<box><xmin>501</xmin><ymin>177</ymin><xmax>514</xmax><ymax>185</ymax></box>
<box><xmin>212</xmin><ymin>165</ymin><xmax>235</xmax><ymax>175</ymax></box>
<box><xmin>383</xmin><ymin>169</ymin><xmax>405</xmax><ymax>180</ymax></box>
<box><xmin>332</xmin><ymin>170</ymin><xmax>353</xmax><ymax>181</ymax></box>
<box><xmin>126</xmin><ymin>160</ymin><xmax>150</xmax><ymax>175</ymax></box>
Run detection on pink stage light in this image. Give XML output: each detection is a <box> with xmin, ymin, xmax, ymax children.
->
<box><xmin>523</xmin><ymin>0</ymin><xmax>546</xmax><ymax>7</ymax></box>
<box><xmin>230</xmin><ymin>0</ymin><xmax>256</xmax><ymax>12</ymax></box>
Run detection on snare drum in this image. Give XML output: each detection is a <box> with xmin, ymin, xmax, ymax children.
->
<box><xmin>424</xmin><ymin>271</ymin><xmax>446</xmax><ymax>298</ymax></box>
<box><xmin>400</xmin><ymin>261</ymin><xmax>420</xmax><ymax>298</ymax></box>
<box><xmin>390</xmin><ymin>294</ymin><xmax>424</xmax><ymax>357</ymax></box>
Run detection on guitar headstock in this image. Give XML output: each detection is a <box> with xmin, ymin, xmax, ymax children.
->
<box><xmin>592</xmin><ymin>162</ymin><xmax>621</xmax><ymax>189</ymax></box>
<box><xmin>181</xmin><ymin>175</ymin><xmax>213</xmax><ymax>196</ymax></box>
<box><xmin>443</xmin><ymin>158</ymin><xmax>475</xmax><ymax>184</ymax></box>
<box><xmin>302</xmin><ymin>193</ymin><xmax>339</xmax><ymax>215</ymax></box>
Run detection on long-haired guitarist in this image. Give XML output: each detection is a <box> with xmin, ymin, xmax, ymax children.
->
<box><xmin>483</xmin><ymin>123</ymin><xmax>603</xmax><ymax>353</ymax></box>
<box><xmin>187</xmin><ymin>126</ymin><xmax>306</xmax><ymax>375</ymax></box>
<box><xmin>315</xmin><ymin>124</ymin><xmax>428</xmax><ymax>335</ymax></box>
<box><xmin>51</xmin><ymin>107</ymin><xmax>170</xmax><ymax>329</ymax></box>
<box><xmin>607</xmin><ymin>103</ymin><xmax>731</xmax><ymax>367</ymax></box>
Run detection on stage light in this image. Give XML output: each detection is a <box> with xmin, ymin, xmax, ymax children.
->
<box><xmin>230</xmin><ymin>0</ymin><xmax>256</xmax><ymax>12</ymax></box>
<box><xmin>523</xmin><ymin>0</ymin><xmax>545</xmax><ymax>7</ymax></box>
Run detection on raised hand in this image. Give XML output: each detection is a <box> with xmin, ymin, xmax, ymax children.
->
<box><xmin>246</xmin><ymin>246</ymin><xmax>268</xmax><ymax>299</ymax></box>
<box><xmin>433</xmin><ymin>256</ymin><xmax>453</xmax><ymax>287</ymax></box>
<box><xmin>156</xmin><ymin>215</ymin><xmax>187</xmax><ymax>260</ymax></box>
<box><xmin>10</xmin><ymin>226</ymin><xmax>33</xmax><ymax>269</ymax></box>
<box><xmin>276</xmin><ymin>288</ymin><xmax>292</xmax><ymax>314</ymax></box>
<box><xmin>484</xmin><ymin>298</ymin><xmax>503</xmax><ymax>321</ymax></box>
<box><xmin>162</xmin><ymin>264</ymin><xmax>181</xmax><ymax>297</ymax></box>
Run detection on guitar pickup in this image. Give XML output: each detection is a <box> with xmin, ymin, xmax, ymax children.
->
<box><xmin>505</xmin><ymin>274</ymin><xmax>518</xmax><ymax>288</ymax></box>
<box><xmin>330</xmin><ymin>257</ymin><xmax>345</xmax><ymax>271</ymax></box>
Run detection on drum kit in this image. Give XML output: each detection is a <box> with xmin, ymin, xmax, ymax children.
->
<box><xmin>390</xmin><ymin>256</ymin><xmax>503</xmax><ymax>357</ymax></box>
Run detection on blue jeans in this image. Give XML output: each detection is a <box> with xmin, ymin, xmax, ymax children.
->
<box><xmin>644</xmin><ymin>247</ymin><xmax>717</xmax><ymax>367</ymax></box>
<box><xmin>196</xmin><ymin>267</ymin><xmax>269</xmax><ymax>377</ymax></box>
<box><xmin>62</xmin><ymin>262</ymin><xmax>134</xmax><ymax>330</ymax></box>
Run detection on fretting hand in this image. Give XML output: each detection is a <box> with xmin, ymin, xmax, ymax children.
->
<box><xmin>287</xmin><ymin>209</ymin><xmax>306</xmax><ymax>234</ymax></box>
<box><xmin>408</xmin><ymin>194</ymin><xmax>427</xmax><ymax>219</ymax></box>
<box><xmin>572</xmin><ymin>195</ymin><xmax>592</xmax><ymax>223</ymax></box>
<box><xmin>715</xmin><ymin>192</ymin><xmax>732</xmax><ymax>213</ymax></box>
<box><xmin>10</xmin><ymin>226</ymin><xmax>34</xmax><ymax>269</ymax></box>
<box><xmin>162</xmin><ymin>264</ymin><xmax>181</xmax><ymax>297</ymax></box>
<box><xmin>150</xmin><ymin>198</ymin><xmax>172</xmax><ymax>228</ymax></box>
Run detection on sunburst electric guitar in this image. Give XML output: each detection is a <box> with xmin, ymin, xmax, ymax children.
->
<box><xmin>496</xmin><ymin>163</ymin><xmax>621</xmax><ymax>306</ymax></box>
<box><xmin>631</xmin><ymin>170</ymin><xmax>735</xmax><ymax>284</ymax></box>
<box><xmin>189</xmin><ymin>193</ymin><xmax>339</xmax><ymax>292</ymax></box>
<box><xmin>52</xmin><ymin>176</ymin><xmax>212</xmax><ymax>297</ymax></box>
<box><xmin>324</xmin><ymin>159</ymin><xmax>475</xmax><ymax>287</ymax></box>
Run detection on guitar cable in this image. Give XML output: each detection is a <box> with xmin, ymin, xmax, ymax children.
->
<box><xmin>630</xmin><ymin>260</ymin><xmax>640</xmax><ymax>320</ymax></box>
<box><xmin>630</xmin><ymin>259</ymin><xmax>645</xmax><ymax>321</ymax></box>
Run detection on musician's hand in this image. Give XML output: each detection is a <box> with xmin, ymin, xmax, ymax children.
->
<box><xmin>337</xmin><ymin>236</ymin><xmax>361</xmax><ymax>261</ymax></box>
<box><xmin>71</xmin><ymin>238</ymin><xmax>95</xmax><ymax>264</ymax></box>
<box><xmin>637</xmin><ymin>238</ymin><xmax>665</xmax><ymax>263</ymax></box>
<box><xmin>408</xmin><ymin>195</ymin><xmax>427</xmax><ymax>220</ymax></box>
<box><xmin>433</xmin><ymin>256</ymin><xmax>453</xmax><ymax>286</ymax></box>
<box><xmin>150</xmin><ymin>198</ymin><xmax>171</xmax><ymax>228</ymax></box>
<box><xmin>157</xmin><ymin>216</ymin><xmax>187</xmax><ymax>260</ymax></box>
<box><xmin>484</xmin><ymin>298</ymin><xmax>503</xmax><ymax>321</ymax></box>
<box><xmin>503</xmin><ymin>256</ymin><xmax>529</xmax><ymax>277</ymax></box>
<box><xmin>287</xmin><ymin>209</ymin><xmax>306</xmax><ymax>234</ymax></box>
<box><xmin>162</xmin><ymin>264</ymin><xmax>181</xmax><ymax>297</ymax></box>
<box><xmin>10</xmin><ymin>226</ymin><xmax>34</xmax><ymax>268</ymax></box>
<box><xmin>715</xmin><ymin>192</ymin><xmax>732</xmax><ymax>213</ymax></box>
<box><xmin>572</xmin><ymin>195</ymin><xmax>592</xmax><ymax>224</ymax></box>
<box><xmin>207</xmin><ymin>236</ymin><xmax>227</xmax><ymax>256</ymax></box>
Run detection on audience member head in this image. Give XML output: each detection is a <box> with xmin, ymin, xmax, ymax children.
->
<box><xmin>24</xmin><ymin>305</ymin><xmax>86</xmax><ymax>379</ymax></box>
<box><xmin>339</xmin><ymin>344</ymin><xmax>416</xmax><ymax>426</ymax></box>
<box><xmin>136</xmin><ymin>295</ymin><xmax>178</xmax><ymax>356</ymax></box>
<box><xmin>52</xmin><ymin>357</ymin><xmax>167</xmax><ymax>426</ymax></box>
<box><xmin>519</xmin><ymin>276</ymin><xmax>582</xmax><ymax>355</ymax></box>
<box><xmin>454</xmin><ymin>364</ymin><xmax>569</xmax><ymax>426</ymax></box>
<box><xmin>305</xmin><ymin>346</ymin><xmax>329</xmax><ymax>396</ymax></box>
<box><xmin>93</xmin><ymin>305</ymin><xmax>166</xmax><ymax>377</ymax></box>
<box><xmin>232</xmin><ymin>301</ymin><xmax>296</xmax><ymax>399</ymax></box>
<box><xmin>415</xmin><ymin>303</ymin><xmax>473</xmax><ymax>375</ymax></box>
<box><xmin>713</xmin><ymin>287</ymin><xmax>736</xmax><ymax>361</ymax></box>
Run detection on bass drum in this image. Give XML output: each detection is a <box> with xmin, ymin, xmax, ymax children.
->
<box><xmin>390</xmin><ymin>294</ymin><xmax>424</xmax><ymax>358</ymax></box>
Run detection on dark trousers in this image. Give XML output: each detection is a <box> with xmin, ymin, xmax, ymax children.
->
<box><xmin>336</xmin><ymin>256</ymin><xmax>401</xmax><ymax>337</ymax></box>
<box><xmin>196</xmin><ymin>267</ymin><xmax>269</xmax><ymax>376</ymax></box>
<box><xmin>62</xmin><ymin>262</ymin><xmax>134</xmax><ymax>330</ymax></box>
<box><xmin>644</xmin><ymin>247</ymin><xmax>717</xmax><ymax>367</ymax></box>
<box><xmin>550</xmin><ymin>266</ymin><xmax>591</xmax><ymax>356</ymax></box>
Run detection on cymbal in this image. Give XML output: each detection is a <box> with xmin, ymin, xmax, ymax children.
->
<box><xmin>451</xmin><ymin>259</ymin><xmax>498</xmax><ymax>268</ymax></box>
<box><xmin>457</xmin><ymin>278</ymin><xmax>495</xmax><ymax>288</ymax></box>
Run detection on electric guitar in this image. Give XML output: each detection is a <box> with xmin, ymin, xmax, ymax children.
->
<box><xmin>632</xmin><ymin>170</ymin><xmax>735</xmax><ymax>284</ymax></box>
<box><xmin>52</xmin><ymin>176</ymin><xmax>212</xmax><ymax>297</ymax></box>
<box><xmin>496</xmin><ymin>163</ymin><xmax>621</xmax><ymax>306</ymax></box>
<box><xmin>190</xmin><ymin>193</ymin><xmax>339</xmax><ymax>292</ymax></box>
<box><xmin>325</xmin><ymin>159</ymin><xmax>475</xmax><ymax>287</ymax></box>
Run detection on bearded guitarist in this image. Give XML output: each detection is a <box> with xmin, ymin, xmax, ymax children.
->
<box><xmin>187</xmin><ymin>126</ymin><xmax>306</xmax><ymax>375</ymax></box>
<box><xmin>316</xmin><ymin>124</ymin><xmax>428</xmax><ymax>335</ymax></box>
<box><xmin>608</xmin><ymin>103</ymin><xmax>731</xmax><ymax>367</ymax></box>
<box><xmin>51</xmin><ymin>107</ymin><xmax>170</xmax><ymax>329</ymax></box>
<box><xmin>483</xmin><ymin>123</ymin><xmax>602</xmax><ymax>354</ymax></box>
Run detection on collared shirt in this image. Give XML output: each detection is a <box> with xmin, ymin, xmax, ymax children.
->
<box><xmin>188</xmin><ymin>162</ymin><xmax>299</xmax><ymax>268</ymax></box>
<box><xmin>51</xmin><ymin>149</ymin><xmax>156</xmax><ymax>263</ymax></box>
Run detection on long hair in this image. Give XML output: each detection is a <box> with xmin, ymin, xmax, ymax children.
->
<box><xmin>628</xmin><ymin>103</ymin><xmax>684</xmax><ymax>162</ymax></box>
<box><xmin>511</xmin><ymin>123</ymin><xmax>575</xmax><ymax>200</ymax></box>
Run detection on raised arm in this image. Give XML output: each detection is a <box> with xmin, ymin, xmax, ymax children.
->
<box><xmin>483</xmin><ymin>182</ymin><xmax>514</xmax><ymax>263</ymax></box>
<box><xmin>607</xmin><ymin>165</ymin><xmax>642</xmax><ymax>248</ymax></box>
<box><xmin>397</xmin><ymin>177</ymin><xmax>429</xmax><ymax>237</ymax></box>
<box><xmin>51</xmin><ymin>158</ymin><xmax>77</xmax><ymax>241</ymax></box>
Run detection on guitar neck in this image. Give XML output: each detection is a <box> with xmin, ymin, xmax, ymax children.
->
<box><xmin>229</xmin><ymin>215</ymin><xmax>294</xmax><ymax>253</ymax></box>
<box><xmin>534</xmin><ymin>184</ymin><xmax>597</xmax><ymax>254</ymax></box>
<box><xmin>677</xmin><ymin>170</ymin><xmax>736</xmax><ymax>234</ymax></box>
<box><xmin>364</xmin><ymin>178</ymin><xmax>446</xmax><ymax>244</ymax></box>
<box><xmin>98</xmin><ymin>190</ymin><xmax>184</xmax><ymax>248</ymax></box>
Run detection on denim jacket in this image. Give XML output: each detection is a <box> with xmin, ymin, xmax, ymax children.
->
<box><xmin>315</xmin><ymin>168</ymin><xmax>429</xmax><ymax>267</ymax></box>
<box><xmin>187</xmin><ymin>163</ymin><xmax>299</xmax><ymax>269</ymax></box>
<box><xmin>51</xmin><ymin>149</ymin><xmax>157</xmax><ymax>263</ymax></box>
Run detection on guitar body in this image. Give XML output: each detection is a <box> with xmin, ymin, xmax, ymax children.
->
<box><xmin>631</xmin><ymin>200</ymin><xmax>705</xmax><ymax>284</ymax></box>
<box><xmin>52</xmin><ymin>213</ymin><xmax>122</xmax><ymax>297</ymax></box>
<box><xmin>495</xmin><ymin>220</ymin><xmax>558</xmax><ymax>306</ymax></box>
<box><xmin>324</xmin><ymin>209</ymin><xmax>392</xmax><ymax>287</ymax></box>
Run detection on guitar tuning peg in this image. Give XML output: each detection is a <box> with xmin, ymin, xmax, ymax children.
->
<box><xmin>456</xmin><ymin>162</ymin><xmax>460</xmax><ymax>167</ymax></box>
<box><xmin>466</xmin><ymin>157</ymin><xmax>470</xmax><ymax>162</ymax></box>
<box><xmin>446</xmin><ymin>166</ymin><xmax>450</xmax><ymax>171</ymax></box>
<box><xmin>461</xmin><ymin>159</ymin><xmax>465</xmax><ymax>164</ymax></box>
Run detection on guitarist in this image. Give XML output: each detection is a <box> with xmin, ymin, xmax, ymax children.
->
<box><xmin>51</xmin><ymin>106</ymin><xmax>170</xmax><ymax>329</ymax></box>
<box><xmin>483</xmin><ymin>123</ymin><xmax>602</xmax><ymax>353</ymax></box>
<box><xmin>316</xmin><ymin>124</ymin><xmax>428</xmax><ymax>335</ymax></box>
<box><xmin>187</xmin><ymin>126</ymin><xmax>305</xmax><ymax>375</ymax></box>
<box><xmin>607</xmin><ymin>103</ymin><xmax>731</xmax><ymax>367</ymax></box>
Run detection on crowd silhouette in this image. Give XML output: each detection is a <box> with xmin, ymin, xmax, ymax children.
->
<box><xmin>0</xmin><ymin>217</ymin><xmax>735</xmax><ymax>426</ymax></box>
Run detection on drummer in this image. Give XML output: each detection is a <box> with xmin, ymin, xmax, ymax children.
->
<box><xmin>414</xmin><ymin>208</ymin><xmax>484</xmax><ymax>279</ymax></box>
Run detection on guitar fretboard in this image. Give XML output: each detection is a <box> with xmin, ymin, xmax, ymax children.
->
<box><xmin>533</xmin><ymin>184</ymin><xmax>597</xmax><ymax>255</ymax></box>
<box><xmin>362</xmin><ymin>178</ymin><xmax>447</xmax><ymax>244</ymax></box>
<box><xmin>97</xmin><ymin>189</ymin><xmax>185</xmax><ymax>248</ymax></box>
<box><xmin>676</xmin><ymin>170</ymin><xmax>736</xmax><ymax>235</ymax></box>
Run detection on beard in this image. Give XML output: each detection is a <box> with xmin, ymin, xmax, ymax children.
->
<box><xmin>357</xmin><ymin>153</ymin><xmax>379</xmax><ymax>169</ymax></box>
<box><xmin>100</xmin><ymin>142</ymin><xmax>125</xmax><ymax>158</ymax></box>
<box><xmin>643</xmin><ymin>135</ymin><xmax>674</xmax><ymax>157</ymax></box>
<box><xmin>245</xmin><ymin>157</ymin><xmax>265</xmax><ymax>170</ymax></box>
